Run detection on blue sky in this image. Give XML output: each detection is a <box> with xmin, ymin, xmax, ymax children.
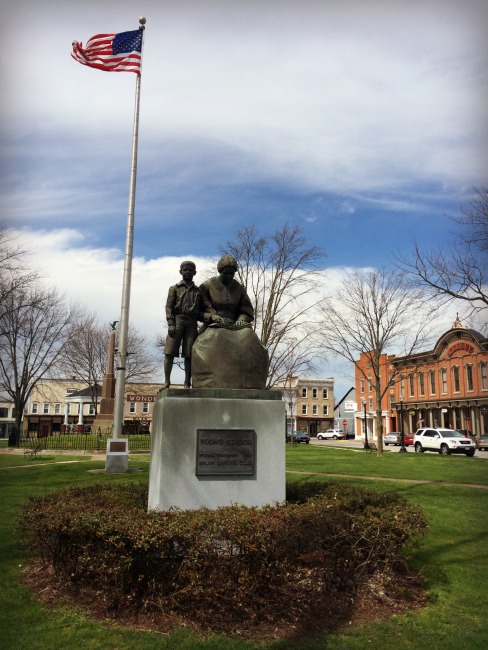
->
<box><xmin>2</xmin><ymin>0</ymin><xmax>487</xmax><ymax>396</ymax></box>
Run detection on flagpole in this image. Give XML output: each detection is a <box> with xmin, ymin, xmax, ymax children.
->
<box><xmin>111</xmin><ymin>17</ymin><xmax>146</xmax><ymax>448</ymax></box>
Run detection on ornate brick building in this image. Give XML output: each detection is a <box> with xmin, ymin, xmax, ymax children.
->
<box><xmin>354</xmin><ymin>318</ymin><xmax>488</xmax><ymax>440</ymax></box>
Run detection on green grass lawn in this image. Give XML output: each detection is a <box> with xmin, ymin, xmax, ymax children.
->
<box><xmin>0</xmin><ymin>446</ymin><xmax>487</xmax><ymax>649</ymax></box>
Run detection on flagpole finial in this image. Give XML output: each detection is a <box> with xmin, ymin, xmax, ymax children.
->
<box><xmin>139</xmin><ymin>16</ymin><xmax>146</xmax><ymax>26</ymax></box>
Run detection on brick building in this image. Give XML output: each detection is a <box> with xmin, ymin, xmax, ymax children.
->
<box><xmin>354</xmin><ymin>318</ymin><xmax>488</xmax><ymax>441</ymax></box>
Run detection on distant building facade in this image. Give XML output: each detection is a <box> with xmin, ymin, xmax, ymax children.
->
<box><xmin>23</xmin><ymin>379</ymin><xmax>165</xmax><ymax>437</ymax></box>
<box><xmin>0</xmin><ymin>394</ymin><xmax>16</xmax><ymax>439</ymax></box>
<box><xmin>353</xmin><ymin>319</ymin><xmax>488</xmax><ymax>441</ymax></box>
<box><xmin>276</xmin><ymin>376</ymin><xmax>335</xmax><ymax>436</ymax></box>
<box><xmin>334</xmin><ymin>387</ymin><xmax>356</xmax><ymax>436</ymax></box>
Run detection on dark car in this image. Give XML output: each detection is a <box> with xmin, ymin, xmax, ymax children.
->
<box><xmin>477</xmin><ymin>435</ymin><xmax>488</xmax><ymax>451</ymax></box>
<box><xmin>286</xmin><ymin>431</ymin><xmax>310</xmax><ymax>444</ymax></box>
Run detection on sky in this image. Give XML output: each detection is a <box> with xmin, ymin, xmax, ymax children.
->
<box><xmin>1</xmin><ymin>0</ymin><xmax>487</xmax><ymax>397</ymax></box>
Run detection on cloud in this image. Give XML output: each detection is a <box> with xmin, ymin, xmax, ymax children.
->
<box><xmin>13</xmin><ymin>228</ymin><xmax>218</xmax><ymax>341</ymax></box>
<box><xmin>3</xmin><ymin>0</ymin><xmax>487</xmax><ymax>202</ymax></box>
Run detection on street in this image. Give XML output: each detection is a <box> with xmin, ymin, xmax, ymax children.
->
<box><xmin>309</xmin><ymin>438</ymin><xmax>488</xmax><ymax>458</ymax></box>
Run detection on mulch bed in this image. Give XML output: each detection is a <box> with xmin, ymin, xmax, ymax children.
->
<box><xmin>23</xmin><ymin>560</ymin><xmax>427</xmax><ymax>644</ymax></box>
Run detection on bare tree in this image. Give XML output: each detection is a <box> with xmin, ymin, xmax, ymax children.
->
<box><xmin>220</xmin><ymin>224</ymin><xmax>326</xmax><ymax>386</ymax></box>
<box><xmin>455</xmin><ymin>187</ymin><xmax>488</xmax><ymax>252</ymax></box>
<box><xmin>0</xmin><ymin>225</ymin><xmax>39</xmax><ymax>325</ymax></box>
<box><xmin>0</xmin><ymin>281</ymin><xmax>80</xmax><ymax>436</ymax></box>
<box><xmin>318</xmin><ymin>267</ymin><xmax>439</xmax><ymax>455</ymax></box>
<box><xmin>397</xmin><ymin>189</ymin><xmax>488</xmax><ymax>326</ymax></box>
<box><xmin>124</xmin><ymin>324</ymin><xmax>160</xmax><ymax>382</ymax></box>
<box><xmin>58</xmin><ymin>312</ymin><xmax>107</xmax><ymax>413</ymax></box>
<box><xmin>61</xmin><ymin>314</ymin><xmax>160</xmax><ymax>413</ymax></box>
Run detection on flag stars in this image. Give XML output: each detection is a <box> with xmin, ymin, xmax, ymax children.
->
<box><xmin>113</xmin><ymin>31</ymin><xmax>143</xmax><ymax>55</ymax></box>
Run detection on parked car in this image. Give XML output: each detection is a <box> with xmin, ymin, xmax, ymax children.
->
<box><xmin>384</xmin><ymin>432</ymin><xmax>414</xmax><ymax>446</ymax></box>
<box><xmin>316</xmin><ymin>429</ymin><xmax>344</xmax><ymax>440</ymax></box>
<box><xmin>384</xmin><ymin>432</ymin><xmax>401</xmax><ymax>446</ymax></box>
<box><xmin>457</xmin><ymin>429</ymin><xmax>479</xmax><ymax>444</ymax></box>
<box><xmin>286</xmin><ymin>431</ymin><xmax>310</xmax><ymax>444</ymax></box>
<box><xmin>414</xmin><ymin>428</ymin><xmax>476</xmax><ymax>456</ymax></box>
<box><xmin>477</xmin><ymin>435</ymin><xmax>488</xmax><ymax>451</ymax></box>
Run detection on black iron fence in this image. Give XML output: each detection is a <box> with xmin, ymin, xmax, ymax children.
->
<box><xmin>12</xmin><ymin>430</ymin><xmax>151</xmax><ymax>453</ymax></box>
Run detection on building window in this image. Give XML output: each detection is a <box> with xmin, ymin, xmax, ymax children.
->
<box><xmin>0</xmin><ymin>407</ymin><xmax>8</xmax><ymax>418</ymax></box>
<box><xmin>400</xmin><ymin>376</ymin><xmax>405</xmax><ymax>397</ymax></box>
<box><xmin>323</xmin><ymin>405</ymin><xmax>328</xmax><ymax>416</ymax></box>
<box><xmin>389</xmin><ymin>395</ymin><xmax>395</xmax><ymax>409</ymax></box>
<box><xmin>312</xmin><ymin>404</ymin><xmax>318</xmax><ymax>415</ymax></box>
<box><xmin>466</xmin><ymin>365</ymin><xmax>473</xmax><ymax>392</ymax></box>
<box><xmin>32</xmin><ymin>402</ymin><xmax>39</xmax><ymax>414</ymax></box>
<box><xmin>142</xmin><ymin>402</ymin><xmax>149</xmax><ymax>414</ymax></box>
<box><xmin>388</xmin><ymin>372</ymin><xmax>394</xmax><ymax>387</ymax></box>
<box><xmin>301</xmin><ymin>404</ymin><xmax>307</xmax><ymax>415</ymax></box>
<box><xmin>440</xmin><ymin>368</ymin><xmax>447</xmax><ymax>394</ymax></box>
<box><xmin>419</xmin><ymin>372</ymin><xmax>425</xmax><ymax>396</ymax></box>
<box><xmin>368</xmin><ymin>397</ymin><xmax>373</xmax><ymax>410</ymax></box>
<box><xmin>54</xmin><ymin>403</ymin><xmax>61</xmax><ymax>415</ymax></box>
<box><xmin>43</xmin><ymin>403</ymin><xmax>50</xmax><ymax>414</ymax></box>
<box><xmin>360</xmin><ymin>379</ymin><xmax>364</xmax><ymax>393</ymax></box>
<box><xmin>89</xmin><ymin>404</ymin><xmax>95</xmax><ymax>415</ymax></box>
<box><xmin>129</xmin><ymin>402</ymin><xmax>136</xmax><ymax>414</ymax></box>
<box><xmin>312</xmin><ymin>388</ymin><xmax>318</xmax><ymax>399</ymax></box>
<box><xmin>368</xmin><ymin>378</ymin><xmax>373</xmax><ymax>392</ymax></box>
<box><xmin>322</xmin><ymin>388</ymin><xmax>328</xmax><ymax>399</ymax></box>
<box><xmin>453</xmin><ymin>366</ymin><xmax>460</xmax><ymax>393</ymax></box>
<box><xmin>301</xmin><ymin>387</ymin><xmax>307</xmax><ymax>398</ymax></box>
<box><xmin>409</xmin><ymin>374</ymin><xmax>415</xmax><ymax>397</ymax></box>
<box><xmin>481</xmin><ymin>362</ymin><xmax>488</xmax><ymax>390</ymax></box>
<box><xmin>429</xmin><ymin>370</ymin><xmax>436</xmax><ymax>395</ymax></box>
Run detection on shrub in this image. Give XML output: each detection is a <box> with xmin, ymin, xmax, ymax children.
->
<box><xmin>18</xmin><ymin>481</ymin><xmax>427</xmax><ymax>632</ymax></box>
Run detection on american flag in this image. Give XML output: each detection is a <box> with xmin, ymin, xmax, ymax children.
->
<box><xmin>71</xmin><ymin>29</ymin><xmax>143</xmax><ymax>74</ymax></box>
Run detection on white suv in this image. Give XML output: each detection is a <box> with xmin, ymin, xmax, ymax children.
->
<box><xmin>414</xmin><ymin>428</ymin><xmax>476</xmax><ymax>456</ymax></box>
<box><xmin>317</xmin><ymin>429</ymin><xmax>344</xmax><ymax>440</ymax></box>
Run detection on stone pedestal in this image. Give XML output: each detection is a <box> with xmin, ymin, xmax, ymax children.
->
<box><xmin>105</xmin><ymin>438</ymin><xmax>129</xmax><ymax>473</ymax></box>
<box><xmin>148</xmin><ymin>388</ymin><xmax>285</xmax><ymax>511</ymax></box>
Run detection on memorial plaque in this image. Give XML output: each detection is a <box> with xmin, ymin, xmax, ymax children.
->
<box><xmin>196</xmin><ymin>429</ymin><xmax>256</xmax><ymax>476</ymax></box>
<box><xmin>109</xmin><ymin>440</ymin><xmax>127</xmax><ymax>453</ymax></box>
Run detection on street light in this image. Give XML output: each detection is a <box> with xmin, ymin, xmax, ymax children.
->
<box><xmin>399</xmin><ymin>398</ymin><xmax>407</xmax><ymax>453</ymax></box>
<box><xmin>363</xmin><ymin>401</ymin><xmax>370</xmax><ymax>449</ymax></box>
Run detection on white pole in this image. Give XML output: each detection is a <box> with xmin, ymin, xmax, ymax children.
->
<box><xmin>112</xmin><ymin>18</ymin><xmax>145</xmax><ymax>441</ymax></box>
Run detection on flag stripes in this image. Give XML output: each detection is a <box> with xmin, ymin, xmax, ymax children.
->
<box><xmin>71</xmin><ymin>29</ymin><xmax>143</xmax><ymax>74</ymax></box>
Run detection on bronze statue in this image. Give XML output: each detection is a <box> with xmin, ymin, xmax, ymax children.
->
<box><xmin>192</xmin><ymin>255</ymin><xmax>269</xmax><ymax>390</ymax></box>
<box><xmin>199</xmin><ymin>254</ymin><xmax>254</xmax><ymax>328</ymax></box>
<box><xmin>163</xmin><ymin>261</ymin><xmax>216</xmax><ymax>388</ymax></box>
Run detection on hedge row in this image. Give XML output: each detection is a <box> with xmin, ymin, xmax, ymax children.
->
<box><xmin>18</xmin><ymin>481</ymin><xmax>427</xmax><ymax>631</ymax></box>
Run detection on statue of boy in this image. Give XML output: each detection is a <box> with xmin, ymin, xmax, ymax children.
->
<box><xmin>163</xmin><ymin>260</ymin><xmax>216</xmax><ymax>388</ymax></box>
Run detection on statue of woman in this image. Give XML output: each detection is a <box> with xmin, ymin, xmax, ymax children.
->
<box><xmin>199</xmin><ymin>254</ymin><xmax>254</xmax><ymax>328</ymax></box>
<box><xmin>192</xmin><ymin>254</ymin><xmax>268</xmax><ymax>389</ymax></box>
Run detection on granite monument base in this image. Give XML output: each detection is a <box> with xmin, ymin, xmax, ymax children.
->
<box><xmin>148</xmin><ymin>388</ymin><xmax>285</xmax><ymax>511</ymax></box>
<box><xmin>105</xmin><ymin>437</ymin><xmax>129</xmax><ymax>473</ymax></box>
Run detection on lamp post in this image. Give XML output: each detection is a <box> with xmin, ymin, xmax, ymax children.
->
<box><xmin>399</xmin><ymin>398</ymin><xmax>407</xmax><ymax>452</ymax></box>
<box><xmin>286</xmin><ymin>375</ymin><xmax>295</xmax><ymax>446</ymax></box>
<box><xmin>363</xmin><ymin>401</ymin><xmax>370</xmax><ymax>449</ymax></box>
